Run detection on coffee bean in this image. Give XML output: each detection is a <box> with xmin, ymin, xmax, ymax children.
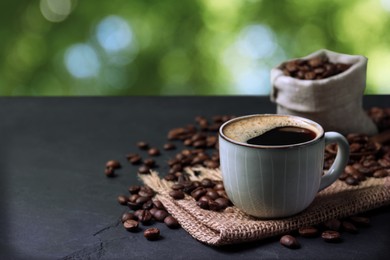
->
<box><xmin>137</xmin><ymin>141</ymin><xmax>149</xmax><ymax>150</ymax></box>
<box><xmin>164</xmin><ymin>216</ymin><xmax>180</xmax><ymax>229</ymax></box>
<box><xmin>214</xmin><ymin>197</ymin><xmax>230</xmax><ymax>209</ymax></box>
<box><xmin>191</xmin><ymin>187</ymin><xmax>207</xmax><ymax>201</ymax></box>
<box><xmin>200</xmin><ymin>178</ymin><xmax>214</xmax><ymax>188</ymax></box>
<box><xmin>148</xmin><ymin>148</ymin><xmax>160</xmax><ymax>156</ymax></box>
<box><xmin>128</xmin><ymin>185</ymin><xmax>141</xmax><ymax>194</ymax></box>
<box><xmin>121</xmin><ymin>212</ymin><xmax>136</xmax><ymax>222</ymax></box>
<box><xmin>143</xmin><ymin>158</ymin><xmax>156</xmax><ymax>167</ymax></box>
<box><xmin>135</xmin><ymin>196</ymin><xmax>150</xmax><ymax>206</ymax></box>
<box><xmin>106</xmin><ymin>160</ymin><xmax>121</xmax><ymax>169</ymax></box>
<box><xmin>321</xmin><ymin>230</ymin><xmax>341</xmax><ymax>242</ymax></box>
<box><xmin>169</xmin><ymin>190</ymin><xmax>185</xmax><ymax>200</ymax></box>
<box><xmin>323</xmin><ymin>219</ymin><xmax>341</xmax><ymax>231</ymax></box>
<box><xmin>171</xmin><ymin>183</ymin><xmax>184</xmax><ymax>191</ymax></box>
<box><xmin>123</xmin><ymin>219</ymin><xmax>139</xmax><ymax>232</ymax></box>
<box><xmin>208</xmin><ymin>200</ymin><xmax>221</xmax><ymax>211</ymax></box>
<box><xmin>105</xmin><ymin>167</ymin><xmax>116</xmax><ymax>177</ymax></box>
<box><xmin>142</xmin><ymin>200</ymin><xmax>153</xmax><ymax>210</ymax></box>
<box><xmin>149</xmin><ymin>207</ymin><xmax>157</xmax><ymax>215</ymax></box>
<box><xmin>138</xmin><ymin>187</ymin><xmax>155</xmax><ymax>198</ymax></box>
<box><xmin>196</xmin><ymin>200</ymin><xmax>209</xmax><ymax>210</ymax></box>
<box><xmin>129</xmin><ymin>155</ymin><xmax>142</xmax><ymax>165</ymax></box>
<box><xmin>349</xmin><ymin>216</ymin><xmax>370</xmax><ymax>226</ymax></box>
<box><xmin>144</xmin><ymin>228</ymin><xmax>160</xmax><ymax>241</ymax></box>
<box><xmin>345</xmin><ymin>176</ymin><xmax>359</xmax><ymax>185</ymax></box>
<box><xmin>342</xmin><ymin>221</ymin><xmax>358</xmax><ymax>233</ymax></box>
<box><xmin>138</xmin><ymin>165</ymin><xmax>151</xmax><ymax>174</ymax></box>
<box><xmin>152</xmin><ymin>200</ymin><xmax>165</xmax><ymax>210</ymax></box>
<box><xmin>117</xmin><ymin>195</ymin><xmax>128</xmax><ymax>205</ymax></box>
<box><xmin>153</xmin><ymin>209</ymin><xmax>169</xmax><ymax>222</ymax></box>
<box><xmin>206</xmin><ymin>190</ymin><xmax>220</xmax><ymax>200</ymax></box>
<box><xmin>298</xmin><ymin>226</ymin><xmax>319</xmax><ymax>237</ymax></box>
<box><xmin>373</xmin><ymin>169</ymin><xmax>388</xmax><ymax>178</ymax></box>
<box><xmin>138</xmin><ymin>210</ymin><xmax>153</xmax><ymax>224</ymax></box>
<box><xmin>163</xmin><ymin>143</ymin><xmax>176</xmax><ymax>150</ymax></box>
<box><xmin>280</xmin><ymin>235</ymin><xmax>300</xmax><ymax>249</ymax></box>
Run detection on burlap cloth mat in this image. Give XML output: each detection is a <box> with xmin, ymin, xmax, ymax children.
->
<box><xmin>140</xmin><ymin>167</ymin><xmax>390</xmax><ymax>246</ymax></box>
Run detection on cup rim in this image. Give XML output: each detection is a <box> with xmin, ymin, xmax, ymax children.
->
<box><xmin>219</xmin><ymin>114</ymin><xmax>325</xmax><ymax>149</ymax></box>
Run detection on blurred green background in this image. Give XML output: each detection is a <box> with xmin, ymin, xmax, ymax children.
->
<box><xmin>1</xmin><ymin>0</ymin><xmax>390</xmax><ymax>96</ymax></box>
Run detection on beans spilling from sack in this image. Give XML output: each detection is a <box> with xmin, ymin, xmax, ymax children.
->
<box><xmin>106</xmin><ymin>107</ymin><xmax>390</xmax><ymax>246</ymax></box>
<box><xmin>280</xmin><ymin>54</ymin><xmax>352</xmax><ymax>80</ymax></box>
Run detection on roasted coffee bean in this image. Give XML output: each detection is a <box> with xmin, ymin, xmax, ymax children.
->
<box><xmin>206</xmin><ymin>190</ymin><xmax>219</xmax><ymax>200</ymax></box>
<box><xmin>128</xmin><ymin>194</ymin><xmax>140</xmax><ymax>203</ymax></box>
<box><xmin>105</xmin><ymin>167</ymin><xmax>115</xmax><ymax>177</ymax></box>
<box><xmin>171</xmin><ymin>183</ymin><xmax>184</xmax><ymax>191</ymax></box>
<box><xmin>128</xmin><ymin>185</ymin><xmax>141</xmax><ymax>194</ymax></box>
<box><xmin>153</xmin><ymin>200</ymin><xmax>165</xmax><ymax>210</ymax></box>
<box><xmin>138</xmin><ymin>165</ymin><xmax>151</xmax><ymax>174</ymax></box>
<box><xmin>213</xmin><ymin>183</ymin><xmax>225</xmax><ymax>190</ymax></box>
<box><xmin>164</xmin><ymin>174</ymin><xmax>177</xmax><ymax>182</ymax></box>
<box><xmin>121</xmin><ymin>212</ymin><xmax>136</xmax><ymax>222</ymax></box>
<box><xmin>148</xmin><ymin>148</ymin><xmax>160</xmax><ymax>156</ymax></box>
<box><xmin>349</xmin><ymin>216</ymin><xmax>370</xmax><ymax>226</ymax></box>
<box><xmin>214</xmin><ymin>197</ymin><xmax>230</xmax><ymax>209</ymax></box>
<box><xmin>191</xmin><ymin>187</ymin><xmax>207</xmax><ymax>201</ymax></box>
<box><xmin>196</xmin><ymin>200</ymin><xmax>209</xmax><ymax>210</ymax></box>
<box><xmin>208</xmin><ymin>200</ymin><xmax>221</xmax><ymax>211</ymax></box>
<box><xmin>149</xmin><ymin>207</ymin><xmax>158</xmax><ymax>216</ymax></box>
<box><xmin>193</xmin><ymin>140</ymin><xmax>207</xmax><ymax>148</ymax></box>
<box><xmin>163</xmin><ymin>143</ymin><xmax>176</xmax><ymax>150</ymax></box>
<box><xmin>143</xmin><ymin>158</ymin><xmax>156</xmax><ymax>167</ymax></box>
<box><xmin>106</xmin><ymin>160</ymin><xmax>121</xmax><ymax>169</ymax></box>
<box><xmin>135</xmin><ymin>196</ymin><xmax>150</xmax><ymax>206</ymax></box>
<box><xmin>138</xmin><ymin>210</ymin><xmax>153</xmax><ymax>224</ymax></box>
<box><xmin>142</xmin><ymin>200</ymin><xmax>154</xmax><ymax>210</ymax></box>
<box><xmin>200</xmin><ymin>178</ymin><xmax>214</xmax><ymax>188</ymax></box>
<box><xmin>204</xmin><ymin>160</ymin><xmax>219</xmax><ymax>169</ymax></box>
<box><xmin>342</xmin><ymin>221</ymin><xmax>358</xmax><ymax>233</ymax></box>
<box><xmin>139</xmin><ymin>186</ymin><xmax>155</xmax><ymax>197</ymax></box>
<box><xmin>373</xmin><ymin>169</ymin><xmax>388</xmax><ymax>178</ymax></box>
<box><xmin>323</xmin><ymin>219</ymin><xmax>341</xmax><ymax>231</ymax></box>
<box><xmin>182</xmin><ymin>182</ymin><xmax>197</xmax><ymax>194</ymax></box>
<box><xmin>123</xmin><ymin>219</ymin><xmax>139</xmax><ymax>232</ymax></box>
<box><xmin>169</xmin><ymin>190</ymin><xmax>185</xmax><ymax>200</ymax></box>
<box><xmin>144</xmin><ymin>228</ymin><xmax>160</xmax><ymax>241</ymax></box>
<box><xmin>345</xmin><ymin>176</ymin><xmax>359</xmax><ymax>185</ymax></box>
<box><xmin>280</xmin><ymin>235</ymin><xmax>300</xmax><ymax>249</ymax></box>
<box><xmin>164</xmin><ymin>215</ymin><xmax>180</xmax><ymax>229</ymax></box>
<box><xmin>321</xmin><ymin>230</ymin><xmax>341</xmax><ymax>242</ymax></box>
<box><xmin>298</xmin><ymin>226</ymin><xmax>319</xmax><ymax>237</ymax></box>
<box><xmin>153</xmin><ymin>209</ymin><xmax>169</xmax><ymax>222</ymax></box>
<box><xmin>117</xmin><ymin>195</ymin><xmax>128</xmax><ymax>205</ymax></box>
<box><xmin>137</xmin><ymin>141</ymin><xmax>149</xmax><ymax>150</ymax></box>
<box><xmin>129</xmin><ymin>155</ymin><xmax>142</xmax><ymax>165</ymax></box>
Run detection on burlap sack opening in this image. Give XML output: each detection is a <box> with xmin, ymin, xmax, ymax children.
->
<box><xmin>270</xmin><ymin>49</ymin><xmax>377</xmax><ymax>136</ymax></box>
<box><xmin>140</xmin><ymin>167</ymin><xmax>390</xmax><ymax>246</ymax></box>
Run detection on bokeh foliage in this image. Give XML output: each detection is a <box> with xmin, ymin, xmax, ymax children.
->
<box><xmin>1</xmin><ymin>0</ymin><xmax>389</xmax><ymax>95</ymax></box>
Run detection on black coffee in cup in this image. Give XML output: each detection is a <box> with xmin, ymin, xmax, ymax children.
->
<box><xmin>246</xmin><ymin>126</ymin><xmax>316</xmax><ymax>146</ymax></box>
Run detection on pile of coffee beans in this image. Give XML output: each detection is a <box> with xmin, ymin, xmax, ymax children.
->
<box><xmin>106</xmin><ymin>107</ymin><xmax>389</xmax><ymax>245</ymax></box>
<box><xmin>117</xmin><ymin>185</ymin><xmax>180</xmax><ymax>240</ymax></box>
<box><xmin>280</xmin><ymin>55</ymin><xmax>351</xmax><ymax>80</ymax></box>
<box><xmin>280</xmin><ymin>215</ymin><xmax>370</xmax><ymax>249</ymax></box>
<box><xmin>324</xmin><ymin>132</ymin><xmax>390</xmax><ymax>186</ymax></box>
<box><xmin>168</xmin><ymin>178</ymin><xmax>232</xmax><ymax>212</ymax></box>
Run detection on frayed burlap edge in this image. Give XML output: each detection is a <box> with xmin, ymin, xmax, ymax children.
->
<box><xmin>140</xmin><ymin>167</ymin><xmax>390</xmax><ymax>246</ymax></box>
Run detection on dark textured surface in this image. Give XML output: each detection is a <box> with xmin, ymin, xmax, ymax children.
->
<box><xmin>1</xmin><ymin>96</ymin><xmax>390</xmax><ymax>259</ymax></box>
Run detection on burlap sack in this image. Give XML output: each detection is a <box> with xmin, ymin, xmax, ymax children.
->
<box><xmin>270</xmin><ymin>49</ymin><xmax>378</xmax><ymax>136</ymax></box>
<box><xmin>141</xmin><ymin>167</ymin><xmax>390</xmax><ymax>246</ymax></box>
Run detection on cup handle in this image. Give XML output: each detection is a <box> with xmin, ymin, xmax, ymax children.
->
<box><xmin>319</xmin><ymin>132</ymin><xmax>350</xmax><ymax>191</ymax></box>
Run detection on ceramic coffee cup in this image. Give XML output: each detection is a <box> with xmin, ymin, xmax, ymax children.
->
<box><xmin>219</xmin><ymin>114</ymin><xmax>349</xmax><ymax>218</ymax></box>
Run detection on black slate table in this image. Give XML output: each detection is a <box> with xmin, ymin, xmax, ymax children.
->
<box><xmin>1</xmin><ymin>96</ymin><xmax>390</xmax><ymax>259</ymax></box>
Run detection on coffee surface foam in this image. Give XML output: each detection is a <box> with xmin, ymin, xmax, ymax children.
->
<box><xmin>222</xmin><ymin>115</ymin><xmax>321</xmax><ymax>144</ymax></box>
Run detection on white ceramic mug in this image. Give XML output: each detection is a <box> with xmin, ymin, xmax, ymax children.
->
<box><xmin>219</xmin><ymin>114</ymin><xmax>349</xmax><ymax>218</ymax></box>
